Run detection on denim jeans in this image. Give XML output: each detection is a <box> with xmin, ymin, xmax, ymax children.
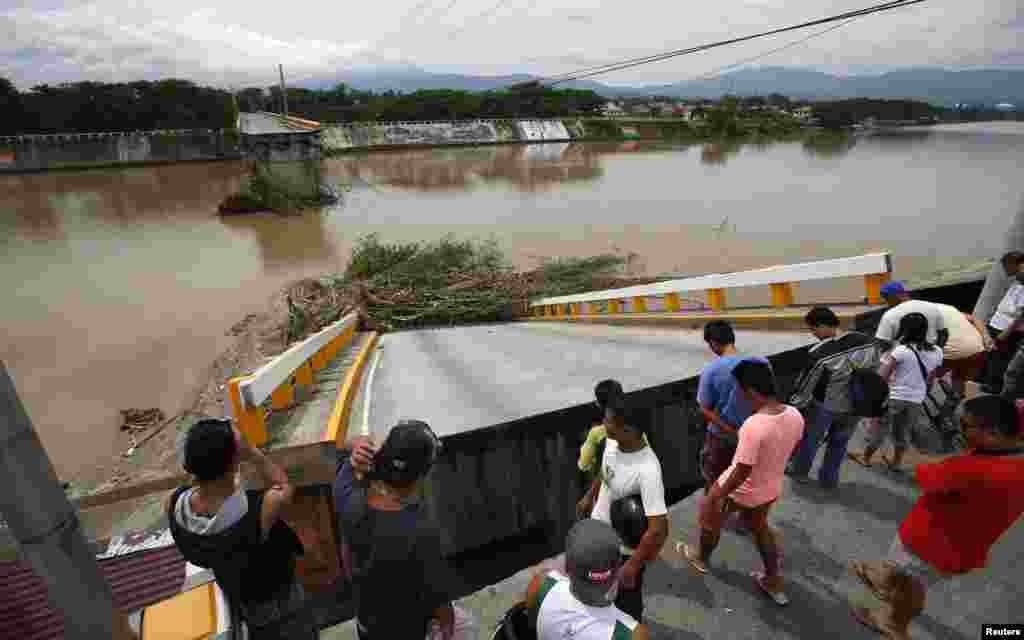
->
<box><xmin>789</xmin><ymin>401</ymin><xmax>859</xmax><ymax>488</ymax></box>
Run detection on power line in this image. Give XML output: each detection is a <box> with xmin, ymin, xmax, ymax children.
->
<box><xmin>541</xmin><ymin>0</ymin><xmax>916</xmax><ymax>84</ymax></box>
<box><xmin>689</xmin><ymin>17</ymin><xmax>862</xmax><ymax>83</ymax></box>
<box><xmin>538</xmin><ymin>0</ymin><xmax>925</xmax><ymax>87</ymax></box>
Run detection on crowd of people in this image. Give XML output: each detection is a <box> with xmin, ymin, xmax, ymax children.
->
<box><xmin>161</xmin><ymin>257</ymin><xmax>1024</xmax><ymax>640</ymax></box>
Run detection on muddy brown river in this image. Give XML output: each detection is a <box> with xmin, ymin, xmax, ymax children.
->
<box><xmin>2</xmin><ymin>122</ymin><xmax>1022</xmax><ymax>482</ymax></box>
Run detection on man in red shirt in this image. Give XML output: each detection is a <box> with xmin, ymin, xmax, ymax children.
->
<box><xmin>847</xmin><ymin>395</ymin><xmax>1024</xmax><ymax>640</ymax></box>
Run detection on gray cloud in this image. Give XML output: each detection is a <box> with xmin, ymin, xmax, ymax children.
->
<box><xmin>1002</xmin><ymin>15</ymin><xmax>1024</xmax><ymax>29</ymax></box>
<box><xmin>565</xmin><ymin>14</ymin><xmax>593</xmax><ymax>24</ymax></box>
<box><xmin>991</xmin><ymin>49</ymin><xmax>1024</xmax><ymax>64</ymax></box>
<box><xmin>1</xmin><ymin>0</ymin><xmax>1022</xmax><ymax>87</ymax></box>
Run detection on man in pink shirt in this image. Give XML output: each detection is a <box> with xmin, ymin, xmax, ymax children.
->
<box><xmin>679</xmin><ymin>360</ymin><xmax>805</xmax><ymax>606</ymax></box>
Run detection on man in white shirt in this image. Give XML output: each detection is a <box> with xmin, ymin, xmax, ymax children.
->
<box><xmin>984</xmin><ymin>270</ymin><xmax>1024</xmax><ymax>393</ymax></box>
<box><xmin>930</xmin><ymin>303</ymin><xmax>989</xmax><ymax>410</ymax></box>
<box><xmin>575</xmin><ymin>399</ymin><xmax>668</xmax><ymax>622</ymax></box>
<box><xmin>525</xmin><ymin>519</ymin><xmax>650</xmax><ymax>640</ymax></box>
<box><xmin>875</xmin><ymin>282</ymin><xmax>948</xmax><ymax>348</ymax></box>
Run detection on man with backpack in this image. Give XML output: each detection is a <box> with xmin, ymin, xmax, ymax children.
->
<box><xmin>787</xmin><ymin>307</ymin><xmax>884</xmax><ymax>489</ymax></box>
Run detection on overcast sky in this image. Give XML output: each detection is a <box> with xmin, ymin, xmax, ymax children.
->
<box><xmin>2</xmin><ymin>0</ymin><xmax>1022</xmax><ymax>88</ymax></box>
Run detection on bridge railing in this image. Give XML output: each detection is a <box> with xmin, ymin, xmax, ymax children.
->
<box><xmin>0</xmin><ymin>129</ymin><xmax>225</xmax><ymax>144</ymax></box>
<box><xmin>227</xmin><ymin>312</ymin><xmax>359</xmax><ymax>445</ymax></box>
<box><xmin>325</xmin><ymin>118</ymin><xmax>570</xmax><ymax>129</ymax></box>
<box><xmin>529</xmin><ymin>252</ymin><xmax>893</xmax><ymax>318</ymax></box>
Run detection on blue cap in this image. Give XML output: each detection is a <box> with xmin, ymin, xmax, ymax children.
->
<box><xmin>879</xmin><ymin>281</ymin><xmax>906</xmax><ymax>298</ymax></box>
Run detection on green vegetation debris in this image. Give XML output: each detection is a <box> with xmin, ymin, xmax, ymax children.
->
<box><xmin>281</xmin><ymin>234</ymin><xmax>654</xmax><ymax>334</ymax></box>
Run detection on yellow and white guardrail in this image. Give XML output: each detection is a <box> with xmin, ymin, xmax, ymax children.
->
<box><xmin>530</xmin><ymin>252</ymin><xmax>893</xmax><ymax>318</ymax></box>
<box><xmin>226</xmin><ymin>312</ymin><xmax>359</xmax><ymax>446</ymax></box>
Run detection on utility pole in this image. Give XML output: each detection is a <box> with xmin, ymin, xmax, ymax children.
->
<box><xmin>279</xmin><ymin>64</ymin><xmax>289</xmax><ymax>121</ymax></box>
<box><xmin>973</xmin><ymin>199</ymin><xmax>1024</xmax><ymax>324</ymax></box>
<box><xmin>0</xmin><ymin>362</ymin><xmax>136</xmax><ymax>639</ymax></box>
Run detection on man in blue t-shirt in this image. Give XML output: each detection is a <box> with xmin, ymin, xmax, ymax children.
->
<box><xmin>697</xmin><ymin>320</ymin><xmax>769</xmax><ymax>495</ymax></box>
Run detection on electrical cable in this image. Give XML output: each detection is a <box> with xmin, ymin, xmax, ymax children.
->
<box><xmin>689</xmin><ymin>17</ymin><xmax>862</xmax><ymax>83</ymax></box>
<box><xmin>541</xmin><ymin>0</ymin><xmax>915</xmax><ymax>84</ymax></box>
<box><xmin>536</xmin><ymin>0</ymin><xmax>925</xmax><ymax>87</ymax></box>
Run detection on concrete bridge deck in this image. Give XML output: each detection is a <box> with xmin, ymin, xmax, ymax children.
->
<box><xmin>354</xmin><ymin>323</ymin><xmax>814</xmax><ymax>440</ymax></box>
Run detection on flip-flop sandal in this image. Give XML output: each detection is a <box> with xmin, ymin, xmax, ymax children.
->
<box><xmin>752</xmin><ymin>571</ymin><xmax>790</xmax><ymax>606</ymax></box>
<box><xmin>848</xmin><ymin>560</ymin><xmax>892</xmax><ymax>603</ymax></box>
<box><xmin>847</xmin><ymin>452</ymin><xmax>873</xmax><ymax>467</ymax></box>
<box><xmin>676</xmin><ymin>542</ymin><xmax>708</xmax><ymax>574</ymax></box>
<box><xmin>851</xmin><ymin>605</ymin><xmax>908</xmax><ymax>640</ymax></box>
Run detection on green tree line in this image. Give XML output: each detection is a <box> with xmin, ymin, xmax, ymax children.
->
<box><xmin>241</xmin><ymin>84</ymin><xmax>606</xmax><ymax>122</ymax></box>
<box><xmin>0</xmin><ymin>77</ymin><xmax>237</xmax><ymax>135</ymax></box>
<box><xmin>811</xmin><ymin>98</ymin><xmax>945</xmax><ymax>128</ymax></box>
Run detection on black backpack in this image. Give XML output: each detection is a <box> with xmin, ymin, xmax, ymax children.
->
<box><xmin>849</xmin><ymin>368</ymin><xmax>889</xmax><ymax>418</ymax></box>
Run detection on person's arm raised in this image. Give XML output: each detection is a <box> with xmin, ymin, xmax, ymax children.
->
<box><xmin>236</xmin><ymin>429</ymin><xmax>295</xmax><ymax>539</ymax></box>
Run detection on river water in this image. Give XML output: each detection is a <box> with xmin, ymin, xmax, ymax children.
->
<box><xmin>2</xmin><ymin>123</ymin><xmax>1022</xmax><ymax>481</ymax></box>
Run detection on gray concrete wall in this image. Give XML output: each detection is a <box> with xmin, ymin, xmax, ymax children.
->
<box><xmin>0</xmin><ymin>131</ymin><xmax>242</xmax><ymax>172</ymax></box>
<box><xmin>242</xmin><ymin>131</ymin><xmax>322</xmax><ymax>163</ymax></box>
<box><xmin>422</xmin><ymin>346</ymin><xmax>810</xmax><ymax>557</ymax></box>
<box><xmin>322</xmin><ymin>119</ymin><xmax>575</xmax><ymax>152</ymax></box>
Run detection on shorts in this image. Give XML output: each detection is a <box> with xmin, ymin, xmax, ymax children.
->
<box><xmin>940</xmin><ymin>353</ymin><xmax>984</xmax><ymax>383</ymax></box>
<box><xmin>700</xmin><ymin>431</ymin><xmax>737</xmax><ymax>485</ymax></box>
<box><xmin>885</xmin><ymin>537</ymin><xmax>953</xmax><ymax>590</ymax></box>
<box><xmin>245</xmin><ymin>581</ymin><xmax>316</xmax><ymax>640</ymax></box>
<box><xmin>865</xmin><ymin>399</ymin><xmax>938</xmax><ymax>452</ymax></box>
<box><xmin>698</xmin><ymin>493</ymin><xmax>775</xmax><ymax>532</ymax></box>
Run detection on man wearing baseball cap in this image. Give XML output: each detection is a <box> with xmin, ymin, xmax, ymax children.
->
<box><xmin>875</xmin><ymin>281</ymin><xmax>948</xmax><ymax>348</ymax></box>
<box><xmin>336</xmin><ymin>421</ymin><xmax>478</xmax><ymax>640</ymax></box>
<box><xmin>525</xmin><ymin>519</ymin><xmax>649</xmax><ymax>640</ymax></box>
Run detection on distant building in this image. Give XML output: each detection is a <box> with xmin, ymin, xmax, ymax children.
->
<box><xmin>793</xmin><ymin>106</ymin><xmax>815</xmax><ymax>122</ymax></box>
<box><xmin>602</xmin><ymin>101</ymin><xmax>625</xmax><ymax>116</ymax></box>
<box><xmin>672</xmin><ymin>104</ymin><xmax>698</xmax><ymax>121</ymax></box>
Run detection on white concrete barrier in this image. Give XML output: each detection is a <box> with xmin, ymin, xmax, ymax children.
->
<box><xmin>531</xmin><ymin>252</ymin><xmax>893</xmax><ymax>316</ymax></box>
<box><xmin>227</xmin><ymin>312</ymin><xmax>359</xmax><ymax>445</ymax></box>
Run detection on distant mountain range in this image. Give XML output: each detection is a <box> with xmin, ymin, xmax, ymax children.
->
<box><xmin>303</xmin><ymin>65</ymin><xmax>614</xmax><ymax>95</ymax></box>
<box><xmin>303</xmin><ymin>65</ymin><xmax>1024</xmax><ymax>106</ymax></box>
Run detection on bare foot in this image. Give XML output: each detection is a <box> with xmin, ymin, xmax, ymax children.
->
<box><xmin>753</xmin><ymin>571</ymin><xmax>789</xmax><ymax>606</ymax></box>
<box><xmin>851</xmin><ymin>605</ymin><xmax>910</xmax><ymax>640</ymax></box>
<box><xmin>676</xmin><ymin>542</ymin><xmax>708</xmax><ymax>574</ymax></box>
<box><xmin>848</xmin><ymin>560</ymin><xmax>893</xmax><ymax>603</ymax></box>
<box><xmin>881</xmin><ymin>454</ymin><xmax>904</xmax><ymax>473</ymax></box>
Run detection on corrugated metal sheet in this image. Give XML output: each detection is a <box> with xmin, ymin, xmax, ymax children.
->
<box><xmin>0</xmin><ymin>545</ymin><xmax>185</xmax><ymax>640</ymax></box>
<box><xmin>105</xmin><ymin>546</ymin><xmax>187</xmax><ymax>613</ymax></box>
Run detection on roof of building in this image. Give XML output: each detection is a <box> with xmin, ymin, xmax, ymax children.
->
<box><xmin>0</xmin><ymin>545</ymin><xmax>186</xmax><ymax>640</ymax></box>
<box><xmin>239</xmin><ymin>112</ymin><xmax>321</xmax><ymax>136</ymax></box>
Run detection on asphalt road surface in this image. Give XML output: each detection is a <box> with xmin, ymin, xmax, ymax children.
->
<box><xmin>358</xmin><ymin>322</ymin><xmax>812</xmax><ymax>438</ymax></box>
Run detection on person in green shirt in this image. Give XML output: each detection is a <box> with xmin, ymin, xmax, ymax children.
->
<box><xmin>579</xmin><ymin>380</ymin><xmax>649</xmax><ymax>484</ymax></box>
